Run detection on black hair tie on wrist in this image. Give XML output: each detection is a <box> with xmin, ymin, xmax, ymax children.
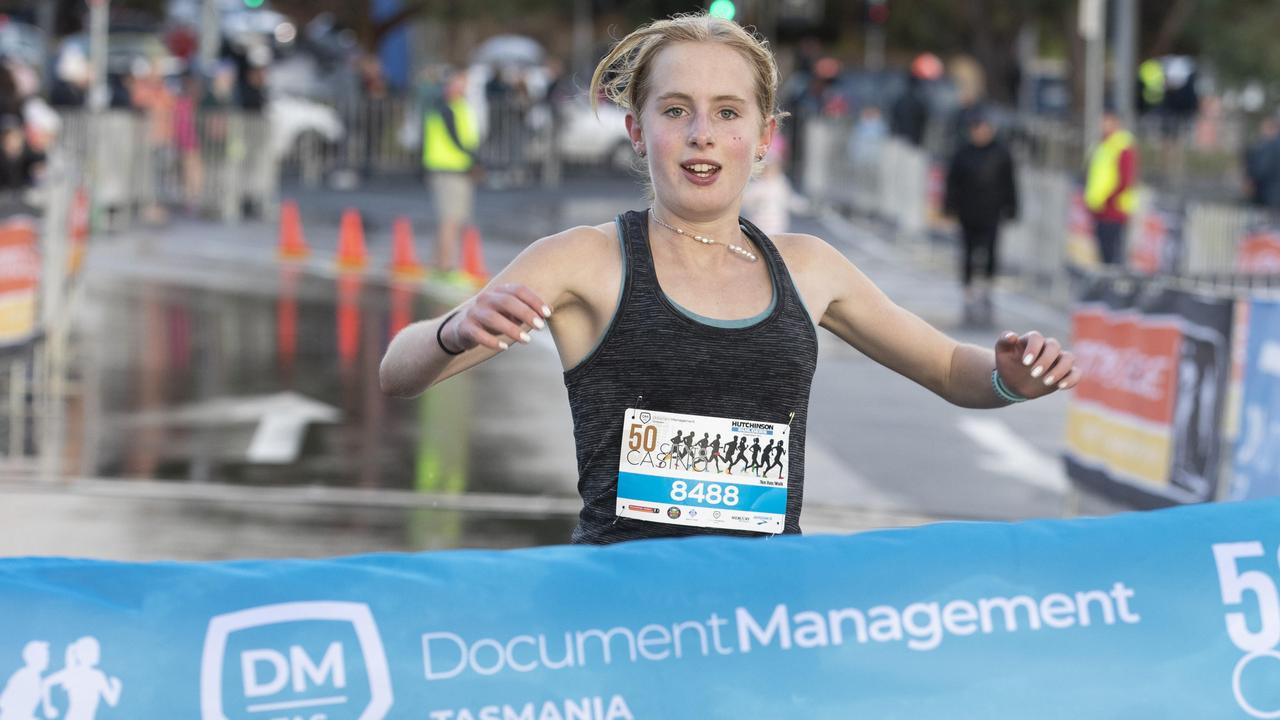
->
<box><xmin>436</xmin><ymin>311</ymin><xmax>465</xmax><ymax>356</ymax></box>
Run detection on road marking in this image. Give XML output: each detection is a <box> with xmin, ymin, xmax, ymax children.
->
<box><xmin>957</xmin><ymin>416</ymin><xmax>1070</xmax><ymax>494</ymax></box>
<box><xmin>123</xmin><ymin>391</ymin><xmax>341</xmax><ymax>465</ymax></box>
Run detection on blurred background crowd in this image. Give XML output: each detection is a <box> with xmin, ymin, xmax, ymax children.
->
<box><xmin>0</xmin><ymin>0</ymin><xmax>1277</xmax><ymax>213</ymax></box>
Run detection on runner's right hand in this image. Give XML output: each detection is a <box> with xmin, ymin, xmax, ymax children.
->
<box><xmin>444</xmin><ymin>283</ymin><xmax>552</xmax><ymax>353</ymax></box>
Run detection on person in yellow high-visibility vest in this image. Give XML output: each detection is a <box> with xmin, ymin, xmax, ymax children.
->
<box><xmin>423</xmin><ymin>69</ymin><xmax>481</xmax><ymax>274</ymax></box>
<box><xmin>1084</xmin><ymin>107</ymin><xmax>1138</xmax><ymax>265</ymax></box>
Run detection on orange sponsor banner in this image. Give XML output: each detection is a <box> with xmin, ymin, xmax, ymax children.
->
<box><xmin>1071</xmin><ymin>306</ymin><xmax>1182</xmax><ymax>426</ymax></box>
<box><xmin>1066</xmin><ymin>283</ymin><xmax>1235</xmax><ymax>505</ymax></box>
<box><xmin>0</xmin><ymin>218</ymin><xmax>40</xmax><ymax>348</ymax></box>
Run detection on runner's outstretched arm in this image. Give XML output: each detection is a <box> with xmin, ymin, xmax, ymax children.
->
<box><xmin>379</xmin><ymin>225</ymin><xmax>611</xmax><ymax>397</ymax></box>
<box><xmin>806</xmin><ymin>237</ymin><xmax>1079</xmax><ymax>408</ymax></box>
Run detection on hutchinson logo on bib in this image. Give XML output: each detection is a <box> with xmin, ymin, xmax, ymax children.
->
<box><xmin>200</xmin><ymin>601</ymin><xmax>393</xmax><ymax>720</ymax></box>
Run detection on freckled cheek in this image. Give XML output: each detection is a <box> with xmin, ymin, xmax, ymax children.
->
<box><xmin>727</xmin><ymin>136</ymin><xmax>755</xmax><ymax>166</ymax></box>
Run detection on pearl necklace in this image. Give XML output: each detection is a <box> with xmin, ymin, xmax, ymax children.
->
<box><xmin>649</xmin><ymin>210</ymin><xmax>759</xmax><ymax>262</ymax></box>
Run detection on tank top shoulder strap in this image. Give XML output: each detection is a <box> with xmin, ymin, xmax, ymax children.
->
<box><xmin>616</xmin><ymin>209</ymin><xmax>657</xmax><ymax>283</ymax></box>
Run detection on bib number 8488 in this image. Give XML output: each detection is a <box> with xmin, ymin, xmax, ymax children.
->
<box><xmin>671</xmin><ymin>480</ymin><xmax>739</xmax><ymax>507</ymax></box>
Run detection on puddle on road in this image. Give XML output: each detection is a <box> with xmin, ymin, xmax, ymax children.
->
<box><xmin>69</xmin><ymin>265</ymin><xmax>575</xmax><ymax>553</ymax></box>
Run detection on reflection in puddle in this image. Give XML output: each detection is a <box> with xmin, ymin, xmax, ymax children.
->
<box><xmin>79</xmin><ymin>266</ymin><xmax>573</xmax><ymax>551</ymax></box>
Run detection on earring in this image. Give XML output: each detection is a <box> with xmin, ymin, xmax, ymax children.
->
<box><xmin>636</xmin><ymin>145</ymin><xmax>646</xmax><ymax>158</ymax></box>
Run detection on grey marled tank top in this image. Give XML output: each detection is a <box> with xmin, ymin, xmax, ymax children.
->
<box><xmin>562</xmin><ymin>209</ymin><xmax>819</xmax><ymax>544</ymax></box>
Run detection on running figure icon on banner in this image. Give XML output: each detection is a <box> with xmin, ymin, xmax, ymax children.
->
<box><xmin>0</xmin><ymin>637</ymin><xmax>122</xmax><ymax>720</ymax></box>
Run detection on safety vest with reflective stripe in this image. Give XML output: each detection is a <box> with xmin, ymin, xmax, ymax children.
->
<box><xmin>1085</xmin><ymin>129</ymin><xmax>1136</xmax><ymax>216</ymax></box>
<box><xmin>423</xmin><ymin>97</ymin><xmax>478</xmax><ymax>172</ymax></box>
<box><xmin>1139</xmin><ymin>59</ymin><xmax>1165</xmax><ymax>106</ymax></box>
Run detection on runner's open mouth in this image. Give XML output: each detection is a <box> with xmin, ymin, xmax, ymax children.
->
<box><xmin>682</xmin><ymin>162</ymin><xmax>721</xmax><ymax>178</ymax></box>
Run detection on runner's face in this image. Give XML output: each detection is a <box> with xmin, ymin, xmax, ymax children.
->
<box><xmin>627</xmin><ymin>42</ymin><xmax>773</xmax><ymax>219</ymax></box>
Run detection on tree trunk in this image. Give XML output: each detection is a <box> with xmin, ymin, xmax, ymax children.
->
<box><xmin>1145</xmin><ymin>0</ymin><xmax>1196</xmax><ymax>58</ymax></box>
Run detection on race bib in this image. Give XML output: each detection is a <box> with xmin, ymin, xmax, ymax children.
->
<box><xmin>616</xmin><ymin>408</ymin><xmax>788</xmax><ymax>534</ymax></box>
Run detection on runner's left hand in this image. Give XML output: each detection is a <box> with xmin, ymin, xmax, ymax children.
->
<box><xmin>994</xmin><ymin>331</ymin><xmax>1081</xmax><ymax>400</ymax></box>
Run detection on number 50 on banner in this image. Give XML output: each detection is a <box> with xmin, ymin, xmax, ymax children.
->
<box><xmin>1214</xmin><ymin>542</ymin><xmax>1280</xmax><ymax>719</ymax></box>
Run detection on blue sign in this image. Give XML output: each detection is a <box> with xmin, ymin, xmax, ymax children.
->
<box><xmin>2</xmin><ymin>498</ymin><xmax>1280</xmax><ymax>718</ymax></box>
<box><xmin>1234</xmin><ymin>299</ymin><xmax>1280</xmax><ymax>500</ymax></box>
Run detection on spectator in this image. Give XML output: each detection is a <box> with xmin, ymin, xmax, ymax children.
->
<box><xmin>1084</xmin><ymin>107</ymin><xmax>1138</xmax><ymax>266</ymax></box>
<box><xmin>130</xmin><ymin>60</ymin><xmax>177</xmax><ymax>223</ymax></box>
<box><xmin>945</xmin><ymin>109</ymin><xmax>1017</xmax><ymax>327</ymax></box>
<box><xmin>50</xmin><ymin>48</ymin><xmax>90</xmax><ymax>109</ymax></box>
<box><xmin>847</xmin><ymin>104</ymin><xmax>887</xmax><ymax>166</ymax></box>
<box><xmin>422</xmin><ymin>68</ymin><xmax>480</xmax><ymax>277</ymax></box>
<box><xmin>891</xmin><ymin>72</ymin><xmax>930</xmax><ymax>147</ymax></box>
<box><xmin>173</xmin><ymin>72</ymin><xmax>204</xmax><ymax>213</ymax></box>
<box><xmin>357</xmin><ymin>53</ymin><xmax>388</xmax><ymax>179</ymax></box>
<box><xmin>1245</xmin><ymin>114</ymin><xmax>1280</xmax><ymax>210</ymax></box>
<box><xmin>239</xmin><ymin>64</ymin><xmax>267</xmax><ymax>112</ymax></box>
<box><xmin>0</xmin><ymin>114</ymin><xmax>41</xmax><ymax>191</ymax></box>
<box><xmin>0</xmin><ymin>63</ymin><xmax>20</xmax><ymax>119</ymax></box>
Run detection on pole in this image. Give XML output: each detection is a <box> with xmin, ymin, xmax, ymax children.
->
<box><xmin>1080</xmin><ymin>0</ymin><xmax>1107</xmax><ymax>158</ymax></box>
<box><xmin>36</xmin><ymin>0</ymin><xmax>58</xmax><ymax>95</ymax></box>
<box><xmin>1112</xmin><ymin>0</ymin><xmax>1137</xmax><ymax>133</ymax></box>
<box><xmin>87</xmin><ymin>0</ymin><xmax>109</xmax><ymax>112</ymax></box>
<box><xmin>199</xmin><ymin>0</ymin><xmax>220</xmax><ymax>72</ymax></box>
<box><xmin>865</xmin><ymin>25</ymin><xmax>885</xmax><ymax>72</ymax></box>
<box><xmin>1016</xmin><ymin>24</ymin><xmax>1038</xmax><ymax>116</ymax></box>
<box><xmin>572</xmin><ymin>0</ymin><xmax>593</xmax><ymax>83</ymax></box>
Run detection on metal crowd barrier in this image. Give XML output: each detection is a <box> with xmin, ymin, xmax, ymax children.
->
<box><xmin>1003</xmin><ymin>166</ymin><xmax>1073</xmax><ymax>301</ymax></box>
<box><xmin>802</xmin><ymin>115</ymin><xmax>1277</xmax><ymax>297</ymax></box>
<box><xmin>278</xmin><ymin>96</ymin><xmax>559</xmax><ymax>189</ymax></box>
<box><xmin>54</xmin><ymin>109</ymin><xmax>278</xmax><ymax>226</ymax></box>
<box><xmin>1183</xmin><ymin>202</ymin><xmax>1271</xmax><ymax>276</ymax></box>
<box><xmin>0</xmin><ymin>160</ymin><xmax>82</xmax><ymax>483</ymax></box>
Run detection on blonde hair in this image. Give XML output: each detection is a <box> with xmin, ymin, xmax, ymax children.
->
<box><xmin>589</xmin><ymin>13</ymin><xmax>785</xmax><ymax>129</ymax></box>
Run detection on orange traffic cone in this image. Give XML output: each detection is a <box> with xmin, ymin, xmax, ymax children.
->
<box><xmin>336</xmin><ymin>208</ymin><xmax>368</xmax><ymax>271</ymax></box>
<box><xmin>460</xmin><ymin>225</ymin><xmax>489</xmax><ymax>284</ymax></box>
<box><xmin>277</xmin><ymin>200</ymin><xmax>309</xmax><ymax>260</ymax></box>
<box><xmin>390</xmin><ymin>216</ymin><xmax>425</xmax><ymax>278</ymax></box>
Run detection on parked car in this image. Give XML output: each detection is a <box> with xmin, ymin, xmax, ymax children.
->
<box><xmin>549</xmin><ymin>95</ymin><xmax>634</xmax><ymax>171</ymax></box>
<box><xmin>268</xmin><ymin>94</ymin><xmax>343</xmax><ymax>160</ymax></box>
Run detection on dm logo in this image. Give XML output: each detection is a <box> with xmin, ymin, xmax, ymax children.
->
<box><xmin>200</xmin><ymin>601</ymin><xmax>393</xmax><ymax>720</ymax></box>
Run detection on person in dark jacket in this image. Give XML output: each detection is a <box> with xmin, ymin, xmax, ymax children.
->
<box><xmin>945</xmin><ymin>109</ymin><xmax>1018</xmax><ymax>327</ymax></box>
<box><xmin>890</xmin><ymin>74</ymin><xmax>929</xmax><ymax>147</ymax></box>
<box><xmin>0</xmin><ymin>114</ymin><xmax>42</xmax><ymax>191</ymax></box>
<box><xmin>1245</xmin><ymin>114</ymin><xmax>1280</xmax><ymax>211</ymax></box>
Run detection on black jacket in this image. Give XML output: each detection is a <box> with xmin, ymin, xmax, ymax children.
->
<box><xmin>945</xmin><ymin>140</ymin><xmax>1018</xmax><ymax>228</ymax></box>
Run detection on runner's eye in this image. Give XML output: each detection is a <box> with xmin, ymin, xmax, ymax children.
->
<box><xmin>719</xmin><ymin>108</ymin><xmax>740</xmax><ymax>120</ymax></box>
<box><xmin>664</xmin><ymin>107</ymin><xmax>686</xmax><ymax>118</ymax></box>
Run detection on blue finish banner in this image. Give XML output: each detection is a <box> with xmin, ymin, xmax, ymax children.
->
<box><xmin>3</xmin><ymin>499</ymin><xmax>1280</xmax><ymax>719</ymax></box>
<box><xmin>1233</xmin><ymin>299</ymin><xmax>1280</xmax><ymax>500</ymax></box>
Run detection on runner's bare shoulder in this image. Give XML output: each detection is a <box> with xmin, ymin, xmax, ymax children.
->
<box><xmin>510</xmin><ymin>223</ymin><xmax>622</xmax><ymax>312</ymax></box>
<box><xmin>769</xmin><ymin>231</ymin><xmax>843</xmax><ymax>276</ymax></box>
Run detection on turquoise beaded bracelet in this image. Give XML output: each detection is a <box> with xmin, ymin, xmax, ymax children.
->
<box><xmin>991</xmin><ymin>369</ymin><xmax>1028</xmax><ymax>404</ymax></box>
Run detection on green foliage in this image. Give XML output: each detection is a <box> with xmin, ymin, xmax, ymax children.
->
<box><xmin>1181</xmin><ymin>0</ymin><xmax>1280</xmax><ymax>88</ymax></box>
